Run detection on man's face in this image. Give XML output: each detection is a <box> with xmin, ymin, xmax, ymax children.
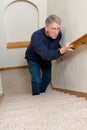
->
<box><xmin>45</xmin><ymin>22</ymin><xmax>61</xmax><ymax>39</ymax></box>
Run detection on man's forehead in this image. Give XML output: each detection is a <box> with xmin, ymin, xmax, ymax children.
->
<box><xmin>48</xmin><ymin>22</ymin><xmax>60</xmax><ymax>27</ymax></box>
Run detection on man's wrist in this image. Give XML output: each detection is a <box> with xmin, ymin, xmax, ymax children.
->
<box><xmin>59</xmin><ymin>48</ymin><xmax>66</xmax><ymax>54</ymax></box>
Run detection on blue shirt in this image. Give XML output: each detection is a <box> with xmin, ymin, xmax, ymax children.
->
<box><xmin>25</xmin><ymin>28</ymin><xmax>62</xmax><ymax>65</ymax></box>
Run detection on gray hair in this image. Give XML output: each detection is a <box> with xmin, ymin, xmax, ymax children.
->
<box><xmin>45</xmin><ymin>14</ymin><xmax>61</xmax><ymax>26</ymax></box>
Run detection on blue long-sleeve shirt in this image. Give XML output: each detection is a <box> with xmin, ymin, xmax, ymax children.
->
<box><xmin>25</xmin><ymin>28</ymin><xmax>62</xmax><ymax>65</ymax></box>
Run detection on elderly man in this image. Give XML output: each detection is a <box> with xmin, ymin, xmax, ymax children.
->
<box><xmin>25</xmin><ymin>14</ymin><xmax>73</xmax><ymax>95</ymax></box>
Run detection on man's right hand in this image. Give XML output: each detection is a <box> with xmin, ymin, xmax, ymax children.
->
<box><xmin>59</xmin><ymin>43</ymin><xmax>74</xmax><ymax>54</ymax></box>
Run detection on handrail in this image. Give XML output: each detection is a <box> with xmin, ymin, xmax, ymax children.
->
<box><xmin>70</xmin><ymin>33</ymin><xmax>87</xmax><ymax>49</ymax></box>
<box><xmin>57</xmin><ymin>33</ymin><xmax>87</xmax><ymax>62</ymax></box>
<box><xmin>6</xmin><ymin>33</ymin><xmax>87</xmax><ymax>49</ymax></box>
<box><xmin>7</xmin><ymin>41</ymin><xmax>30</xmax><ymax>49</ymax></box>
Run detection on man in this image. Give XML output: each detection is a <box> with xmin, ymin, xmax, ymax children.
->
<box><xmin>25</xmin><ymin>14</ymin><xmax>73</xmax><ymax>95</ymax></box>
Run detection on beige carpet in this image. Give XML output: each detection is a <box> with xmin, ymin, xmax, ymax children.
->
<box><xmin>0</xmin><ymin>68</ymin><xmax>87</xmax><ymax>130</ymax></box>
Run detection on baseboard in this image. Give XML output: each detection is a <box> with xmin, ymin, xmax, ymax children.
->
<box><xmin>50</xmin><ymin>83</ymin><xmax>87</xmax><ymax>100</ymax></box>
<box><xmin>0</xmin><ymin>93</ymin><xmax>4</xmax><ymax>103</ymax></box>
<box><xmin>0</xmin><ymin>65</ymin><xmax>28</xmax><ymax>71</ymax></box>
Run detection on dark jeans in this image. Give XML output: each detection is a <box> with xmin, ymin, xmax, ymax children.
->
<box><xmin>27</xmin><ymin>60</ymin><xmax>51</xmax><ymax>95</ymax></box>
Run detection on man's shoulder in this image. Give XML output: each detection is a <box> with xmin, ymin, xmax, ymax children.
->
<box><xmin>33</xmin><ymin>28</ymin><xmax>44</xmax><ymax>35</ymax></box>
<box><xmin>31</xmin><ymin>28</ymin><xmax>45</xmax><ymax>40</ymax></box>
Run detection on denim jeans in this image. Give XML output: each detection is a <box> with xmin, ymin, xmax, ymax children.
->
<box><xmin>27</xmin><ymin>60</ymin><xmax>51</xmax><ymax>95</ymax></box>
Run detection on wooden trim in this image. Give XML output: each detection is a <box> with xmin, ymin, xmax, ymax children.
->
<box><xmin>0</xmin><ymin>65</ymin><xmax>28</xmax><ymax>71</ymax></box>
<box><xmin>70</xmin><ymin>33</ymin><xmax>87</xmax><ymax>48</ymax></box>
<box><xmin>50</xmin><ymin>83</ymin><xmax>87</xmax><ymax>100</ymax></box>
<box><xmin>0</xmin><ymin>94</ymin><xmax>4</xmax><ymax>104</ymax></box>
<box><xmin>7</xmin><ymin>41</ymin><xmax>31</xmax><ymax>49</ymax></box>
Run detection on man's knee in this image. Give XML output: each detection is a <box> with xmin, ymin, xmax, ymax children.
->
<box><xmin>32</xmin><ymin>77</ymin><xmax>41</xmax><ymax>85</ymax></box>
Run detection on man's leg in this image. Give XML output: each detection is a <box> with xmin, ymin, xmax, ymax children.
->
<box><xmin>27</xmin><ymin>60</ymin><xmax>41</xmax><ymax>95</ymax></box>
<box><xmin>40</xmin><ymin>63</ymin><xmax>51</xmax><ymax>93</ymax></box>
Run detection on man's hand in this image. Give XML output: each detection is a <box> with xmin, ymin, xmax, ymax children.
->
<box><xmin>59</xmin><ymin>43</ymin><xmax>74</xmax><ymax>54</ymax></box>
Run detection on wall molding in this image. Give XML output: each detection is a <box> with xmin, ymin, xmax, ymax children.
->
<box><xmin>0</xmin><ymin>94</ymin><xmax>4</xmax><ymax>103</ymax></box>
<box><xmin>50</xmin><ymin>83</ymin><xmax>87</xmax><ymax>100</ymax></box>
<box><xmin>0</xmin><ymin>65</ymin><xmax>28</xmax><ymax>71</ymax></box>
<box><xmin>7</xmin><ymin>41</ymin><xmax>30</xmax><ymax>49</ymax></box>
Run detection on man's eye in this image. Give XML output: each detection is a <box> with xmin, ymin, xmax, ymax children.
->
<box><xmin>51</xmin><ymin>28</ymin><xmax>60</xmax><ymax>31</ymax></box>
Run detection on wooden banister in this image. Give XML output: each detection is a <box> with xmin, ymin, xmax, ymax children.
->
<box><xmin>57</xmin><ymin>33</ymin><xmax>87</xmax><ymax>62</ymax></box>
<box><xmin>70</xmin><ymin>33</ymin><xmax>87</xmax><ymax>49</ymax></box>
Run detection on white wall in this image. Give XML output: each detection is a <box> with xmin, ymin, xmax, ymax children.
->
<box><xmin>0</xmin><ymin>0</ymin><xmax>47</xmax><ymax>68</ymax></box>
<box><xmin>48</xmin><ymin>0</ymin><xmax>87</xmax><ymax>44</ymax></box>
<box><xmin>48</xmin><ymin>0</ymin><xmax>87</xmax><ymax>92</ymax></box>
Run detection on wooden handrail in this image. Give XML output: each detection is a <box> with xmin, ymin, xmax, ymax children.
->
<box><xmin>7</xmin><ymin>33</ymin><xmax>87</xmax><ymax>49</ymax></box>
<box><xmin>70</xmin><ymin>33</ymin><xmax>87</xmax><ymax>49</ymax></box>
<box><xmin>7</xmin><ymin>41</ymin><xmax>31</xmax><ymax>49</ymax></box>
<box><xmin>57</xmin><ymin>33</ymin><xmax>87</xmax><ymax>62</ymax></box>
